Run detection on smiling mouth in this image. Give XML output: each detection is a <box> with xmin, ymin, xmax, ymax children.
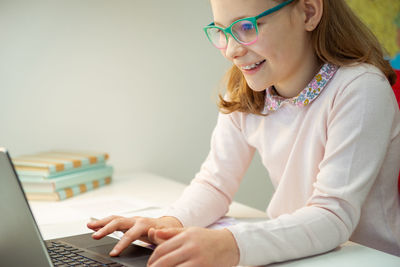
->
<box><xmin>241</xmin><ymin>59</ymin><xmax>266</xmax><ymax>70</ymax></box>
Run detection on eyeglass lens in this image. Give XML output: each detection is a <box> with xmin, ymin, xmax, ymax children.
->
<box><xmin>206</xmin><ymin>20</ymin><xmax>257</xmax><ymax>49</ymax></box>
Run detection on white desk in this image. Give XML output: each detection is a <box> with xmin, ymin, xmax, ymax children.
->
<box><xmin>29</xmin><ymin>172</ymin><xmax>400</xmax><ymax>267</ymax></box>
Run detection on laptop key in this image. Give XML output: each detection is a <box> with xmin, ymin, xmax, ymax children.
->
<box><xmin>68</xmin><ymin>248</ymin><xmax>81</xmax><ymax>252</ymax></box>
<box><xmin>47</xmin><ymin>241</ymin><xmax>122</xmax><ymax>266</ymax></box>
<box><xmin>83</xmin><ymin>260</ymin><xmax>97</xmax><ymax>264</ymax></box>
<box><xmin>76</xmin><ymin>251</ymin><xmax>115</xmax><ymax>264</ymax></box>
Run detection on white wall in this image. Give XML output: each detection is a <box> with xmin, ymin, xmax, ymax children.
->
<box><xmin>0</xmin><ymin>0</ymin><xmax>274</xmax><ymax>210</ymax></box>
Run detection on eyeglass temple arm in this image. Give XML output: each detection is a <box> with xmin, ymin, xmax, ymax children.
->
<box><xmin>255</xmin><ymin>0</ymin><xmax>294</xmax><ymax>19</ymax></box>
<box><xmin>206</xmin><ymin>0</ymin><xmax>294</xmax><ymax>27</ymax></box>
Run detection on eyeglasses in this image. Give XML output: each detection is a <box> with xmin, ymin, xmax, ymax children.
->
<box><xmin>203</xmin><ymin>0</ymin><xmax>294</xmax><ymax>49</ymax></box>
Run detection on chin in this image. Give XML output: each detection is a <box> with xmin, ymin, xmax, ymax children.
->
<box><xmin>246</xmin><ymin>82</ymin><xmax>268</xmax><ymax>92</ymax></box>
<box><xmin>244</xmin><ymin>77</ymin><xmax>271</xmax><ymax>92</ymax></box>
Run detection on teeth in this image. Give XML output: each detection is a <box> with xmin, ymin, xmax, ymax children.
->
<box><xmin>243</xmin><ymin>63</ymin><xmax>257</xmax><ymax>70</ymax></box>
<box><xmin>242</xmin><ymin>60</ymin><xmax>264</xmax><ymax>70</ymax></box>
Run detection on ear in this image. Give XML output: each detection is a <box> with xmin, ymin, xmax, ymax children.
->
<box><xmin>299</xmin><ymin>0</ymin><xmax>323</xmax><ymax>31</ymax></box>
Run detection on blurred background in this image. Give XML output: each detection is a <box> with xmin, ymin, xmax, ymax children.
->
<box><xmin>346</xmin><ymin>0</ymin><xmax>400</xmax><ymax>69</ymax></box>
<box><xmin>0</xmin><ymin>0</ymin><xmax>273</xmax><ymax>210</ymax></box>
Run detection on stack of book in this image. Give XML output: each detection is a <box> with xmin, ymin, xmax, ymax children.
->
<box><xmin>12</xmin><ymin>150</ymin><xmax>113</xmax><ymax>201</ymax></box>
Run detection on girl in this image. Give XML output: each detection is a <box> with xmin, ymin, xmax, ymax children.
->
<box><xmin>87</xmin><ymin>0</ymin><xmax>400</xmax><ymax>266</ymax></box>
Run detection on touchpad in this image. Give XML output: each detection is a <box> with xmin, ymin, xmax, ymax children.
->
<box><xmin>86</xmin><ymin>243</ymin><xmax>152</xmax><ymax>266</ymax></box>
<box><xmin>87</xmin><ymin>243</ymin><xmax>152</xmax><ymax>258</ymax></box>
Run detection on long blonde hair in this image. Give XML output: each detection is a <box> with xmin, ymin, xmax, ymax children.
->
<box><xmin>218</xmin><ymin>0</ymin><xmax>397</xmax><ymax>115</ymax></box>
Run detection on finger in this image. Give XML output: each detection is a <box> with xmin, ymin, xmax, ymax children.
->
<box><xmin>175</xmin><ymin>262</ymin><xmax>195</xmax><ymax>267</ymax></box>
<box><xmin>92</xmin><ymin>217</ymin><xmax>134</xmax><ymax>239</ymax></box>
<box><xmin>148</xmin><ymin>247</ymin><xmax>188</xmax><ymax>267</ymax></box>
<box><xmin>148</xmin><ymin>228</ymin><xmax>156</xmax><ymax>244</ymax></box>
<box><xmin>109</xmin><ymin>222</ymin><xmax>148</xmax><ymax>256</ymax></box>
<box><xmin>148</xmin><ymin>228</ymin><xmax>166</xmax><ymax>245</ymax></box>
<box><xmin>150</xmin><ymin>228</ymin><xmax>184</xmax><ymax>244</ymax></box>
<box><xmin>147</xmin><ymin>234</ymin><xmax>185</xmax><ymax>266</ymax></box>
<box><xmin>90</xmin><ymin>227</ymin><xmax>102</xmax><ymax>232</ymax></box>
<box><xmin>87</xmin><ymin>215</ymin><xmax>119</xmax><ymax>229</ymax></box>
<box><xmin>155</xmin><ymin>228</ymin><xmax>184</xmax><ymax>240</ymax></box>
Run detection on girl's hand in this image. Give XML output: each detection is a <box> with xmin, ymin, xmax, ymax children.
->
<box><xmin>147</xmin><ymin>227</ymin><xmax>240</xmax><ymax>267</ymax></box>
<box><xmin>86</xmin><ymin>215</ymin><xmax>182</xmax><ymax>256</ymax></box>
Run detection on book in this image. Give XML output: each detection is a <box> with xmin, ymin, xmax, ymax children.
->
<box><xmin>12</xmin><ymin>150</ymin><xmax>109</xmax><ymax>178</ymax></box>
<box><xmin>20</xmin><ymin>165</ymin><xmax>114</xmax><ymax>193</ymax></box>
<box><xmin>25</xmin><ymin>176</ymin><xmax>113</xmax><ymax>201</ymax></box>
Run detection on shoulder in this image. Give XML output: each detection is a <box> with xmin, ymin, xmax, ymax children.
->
<box><xmin>322</xmin><ymin>63</ymin><xmax>400</xmax><ymax>132</ymax></box>
<box><xmin>326</xmin><ymin>63</ymin><xmax>394</xmax><ymax>107</ymax></box>
<box><xmin>332</xmin><ymin>63</ymin><xmax>390</xmax><ymax>94</ymax></box>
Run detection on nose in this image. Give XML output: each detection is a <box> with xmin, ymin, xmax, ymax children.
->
<box><xmin>224</xmin><ymin>35</ymin><xmax>247</xmax><ymax>60</ymax></box>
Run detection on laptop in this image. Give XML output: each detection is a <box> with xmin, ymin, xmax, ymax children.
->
<box><xmin>0</xmin><ymin>148</ymin><xmax>152</xmax><ymax>267</ymax></box>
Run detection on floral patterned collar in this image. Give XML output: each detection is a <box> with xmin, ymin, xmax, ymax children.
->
<box><xmin>262</xmin><ymin>63</ymin><xmax>338</xmax><ymax>114</ymax></box>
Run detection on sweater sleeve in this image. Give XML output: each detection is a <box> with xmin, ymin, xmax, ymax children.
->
<box><xmin>164</xmin><ymin>111</ymin><xmax>255</xmax><ymax>227</ymax></box>
<box><xmin>227</xmin><ymin>72</ymin><xmax>398</xmax><ymax>266</ymax></box>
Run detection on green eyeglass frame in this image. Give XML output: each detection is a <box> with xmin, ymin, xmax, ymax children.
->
<box><xmin>203</xmin><ymin>0</ymin><xmax>294</xmax><ymax>49</ymax></box>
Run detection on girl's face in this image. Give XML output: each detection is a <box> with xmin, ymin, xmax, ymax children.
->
<box><xmin>210</xmin><ymin>0</ymin><xmax>319</xmax><ymax>97</ymax></box>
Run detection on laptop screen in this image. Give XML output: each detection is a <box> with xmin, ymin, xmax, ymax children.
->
<box><xmin>0</xmin><ymin>148</ymin><xmax>52</xmax><ymax>267</ymax></box>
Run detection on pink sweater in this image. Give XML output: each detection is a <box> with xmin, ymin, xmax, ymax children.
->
<box><xmin>165</xmin><ymin>63</ymin><xmax>400</xmax><ymax>265</ymax></box>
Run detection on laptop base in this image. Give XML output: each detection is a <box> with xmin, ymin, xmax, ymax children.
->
<box><xmin>46</xmin><ymin>233</ymin><xmax>151</xmax><ymax>266</ymax></box>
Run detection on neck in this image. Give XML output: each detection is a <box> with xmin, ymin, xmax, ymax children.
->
<box><xmin>274</xmin><ymin>52</ymin><xmax>322</xmax><ymax>98</ymax></box>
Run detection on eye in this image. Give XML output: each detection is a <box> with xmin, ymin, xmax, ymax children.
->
<box><xmin>217</xmin><ymin>28</ymin><xmax>225</xmax><ymax>35</ymax></box>
<box><xmin>241</xmin><ymin>22</ymin><xmax>255</xmax><ymax>31</ymax></box>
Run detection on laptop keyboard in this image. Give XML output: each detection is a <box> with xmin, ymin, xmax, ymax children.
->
<box><xmin>46</xmin><ymin>241</ymin><xmax>124</xmax><ymax>267</ymax></box>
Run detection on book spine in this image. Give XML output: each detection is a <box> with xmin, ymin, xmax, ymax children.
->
<box><xmin>12</xmin><ymin>151</ymin><xmax>109</xmax><ymax>176</ymax></box>
<box><xmin>17</xmin><ymin>162</ymin><xmax>107</xmax><ymax>179</ymax></box>
<box><xmin>25</xmin><ymin>176</ymin><xmax>112</xmax><ymax>201</ymax></box>
<box><xmin>57</xmin><ymin>176</ymin><xmax>112</xmax><ymax>200</ymax></box>
<box><xmin>20</xmin><ymin>166</ymin><xmax>114</xmax><ymax>192</ymax></box>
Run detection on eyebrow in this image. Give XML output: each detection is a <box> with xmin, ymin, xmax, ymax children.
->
<box><xmin>213</xmin><ymin>16</ymin><xmax>248</xmax><ymax>28</ymax></box>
